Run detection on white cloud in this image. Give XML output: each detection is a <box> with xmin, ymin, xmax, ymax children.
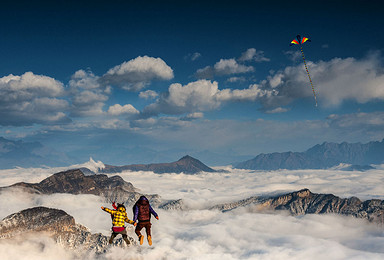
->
<box><xmin>265</xmin><ymin>107</ymin><xmax>289</xmax><ymax>114</ymax></box>
<box><xmin>70</xmin><ymin>90</ymin><xmax>108</xmax><ymax>117</ymax></box>
<box><xmin>214</xmin><ymin>58</ymin><xmax>254</xmax><ymax>74</ymax></box>
<box><xmin>259</xmin><ymin>52</ymin><xmax>384</xmax><ymax>108</ymax></box>
<box><xmin>195</xmin><ymin>48</ymin><xmax>269</xmax><ymax>79</ymax></box>
<box><xmin>101</xmin><ymin>56</ymin><xmax>174</xmax><ymax>91</ymax></box>
<box><xmin>284</xmin><ymin>50</ymin><xmax>302</xmax><ymax>62</ymax></box>
<box><xmin>326</xmin><ymin>111</ymin><xmax>384</xmax><ymax>140</ymax></box>
<box><xmin>180</xmin><ymin>112</ymin><xmax>204</xmax><ymax>121</ymax></box>
<box><xmin>142</xmin><ymin>80</ymin><xmax>221</xmax><ymax>116</ymax></box>
<box><xmin>0</xmin><ymin>72</ymin><xmax>70</xmax><ymax>126</ymax></box>
<box><xmin>239</xmin><ymin>48</ymin><xmax>270</xmax><ymax>62</ymax></box>
<box><xmin>0</xmin><ymin>165</ymin><xmax>383</xmax><ymax>259</ymax></box>
<box><xmin>69</xmin><ymin>70</ymin><xmax>111</xmax><ymax>117</ymax></box>
<box><xmin>216</xmin><ymin>84</ymin><xmax>275</xmax><ymax>102</ymax></box>
<box><xmin>191</xmin><ymin>52</ymin><xmax>202</xmax><ymax>61</ymax></box>
<box><xmin>226</xmin><ymin>76</ymin><xmax>247</xmax><ymax>83</ymax></box>
<box><xmin>0</xmin><ymin>72</ymin><xmax>65</xmax><ymax>98</ymax></box>
<box><xmin>196</xmin><ymin>59</ymin><xmax>254</xmax><ymax>78</ymax></box>
<box><xmin>139</xmin><ymin>90</ymin><xmax>159</xmax><ymax>99</ymax></box>
<box><xmin>142</xmin><ymin>80</ymin><xmax>274</xmax><ymax>117</ymax></box>
<box><xmin>184</xmin><ymin>52</ymin><xmax>202</xmax><ymax>61</ymax></box>
<box><xmin>69</xmin><ymin>69</ymin><xmax>101</xmax><ymax>90</ymax></box>
<box><xmin>107</xmin><ymin>104</ymin><xmax>139</xmax><ymax>116</ymax></box>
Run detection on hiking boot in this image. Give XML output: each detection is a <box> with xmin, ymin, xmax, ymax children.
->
<box><xmin>139</xmin><ymin>235</ymin><xmax>144</xmax><ymax>245</ymax></box>
<box><xmin>147</xmin><ymin>235</ymin><xmax>152</xmax><ymax>246</ymax></box>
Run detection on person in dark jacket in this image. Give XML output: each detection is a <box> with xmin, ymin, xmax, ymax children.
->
<box><xmin>133</xmin><ymin>196</ymin><xmax>159</xmax><ymax>246</ymax></box>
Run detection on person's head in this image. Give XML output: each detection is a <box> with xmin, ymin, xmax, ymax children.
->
<box><xmin>117</xmin><ymin>203</ymin><xmax>126</xmax><ymax>213</ymax></box>
<box><xmin>139</xmin><ymin>196</ymin><xmax>148</xmax><ymax>201</ymax></box>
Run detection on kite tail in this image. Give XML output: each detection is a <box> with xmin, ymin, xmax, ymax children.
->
<box><xmin>300</xmin><ymin>46</ymin><xmax>318</xmax><ymax>107</ymax></box>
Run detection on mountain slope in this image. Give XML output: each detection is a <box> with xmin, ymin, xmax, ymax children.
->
<box><xmin>101</xmin><ymin>155</ymin><xmax>217</xmax><ymax>174</ymax></box>
<box><xmin>235</xmin><ymin>139</ymin><xmax>384</xmax><ymax>170</ymax></box>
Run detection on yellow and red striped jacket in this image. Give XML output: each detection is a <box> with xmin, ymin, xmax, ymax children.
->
<box><xmin>102</xmin><ymin>207</ymin><xmax>134</xmax><ymax>227</ymax></box>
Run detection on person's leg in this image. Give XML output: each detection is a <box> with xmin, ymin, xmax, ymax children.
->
<box><xmin>135</xmin><ymin>223</ymin><xmax>145</xmax><ymax>245</ymax></box>
<box><xmin>135</xmin><ymin>223</ymin><xmax>144</xmax><ymax>237</ymax></box>
<box><xmin>109</xmin><ymin>232</ymin><xmax>117</xmax><ymax>244</ymax></box>
<box><xmin>144</xmin><ymin>222</ymin><xmax>152</xmax><ymax>237</ymax></box>
<box><xmin>120</xmin><ymin>229</ymin><xmax>130</xmax><ymax>245</ymax></box>
<box><xmin>145</xmin><ymin>222</ymin><xmax>152</xmax><ymax>246</ymax></box>
<box><xmin>122</xmin><ymin>234</ymin><xmax>130</xmax><ymax>245</ymax></box>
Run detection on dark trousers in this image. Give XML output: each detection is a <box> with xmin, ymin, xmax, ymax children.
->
<box><xmin>110</xmin><ymin>228</ymin><xmax>129</xmax><ymax>244</ymax></box>
<box><xmin>135</xmin><ymin>221</ymin><xmax>152</xmax><ymax>237</ymax></box>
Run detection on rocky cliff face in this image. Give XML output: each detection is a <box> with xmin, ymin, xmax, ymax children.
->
<box><xmin>101</xmin><ymin>155</ymin><xmax>217</xmax><ymax>174</ymax></box>
<box><xmin>212</xmin><ymin>189</ymin><xmax>384</xmax><ymax>224</ymax></box>
<box><xmin>1</xmin><ymin>169</ymin><xmax>161</xmax><ymax>207</ymax></box>
<box><xmin>0</xmin><ymin>207</ymin><xmax>135</xmax><ymax>254</ymax></box>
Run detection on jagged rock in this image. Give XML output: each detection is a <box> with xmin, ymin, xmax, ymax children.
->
<box><xmin>0</xmin><ymin>169</ymin><xmax>161</xmax><ymax>207</ymax></box>
<box><xmin>0</xmin><ymin>207</ymin><xmax>135</xmax><ymax>253</ymax></box>
<box><xmin>159</xmin><ymin>199</ymin><xmax>185</xmax><ymax>210</ymax></box>
<box><xmin>101</xmin><ymin>155</ymin><xmax>217</xmax><ymax>174</ymax></box>
<box><xmin>212</xmin><ymin>189</ymin><xmax>384</xmax><ymax>224</ymax></box>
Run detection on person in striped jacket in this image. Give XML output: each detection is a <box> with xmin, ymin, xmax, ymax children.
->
<box><xmin>101</xmin><ymin>203</ymin><xmax>136</xmax><ymax>245</ymax></box>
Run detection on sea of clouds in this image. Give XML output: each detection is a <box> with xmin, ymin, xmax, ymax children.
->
<box><xmin>0</xmin><ymin>160</ymin><xmax>383</xmax><ymax>259</ymax></box>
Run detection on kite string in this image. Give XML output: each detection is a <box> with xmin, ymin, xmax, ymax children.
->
<box><xmin>300</xmin><ymin>45</ymin><xmax>318</xmax><ymax>107</ymax></box>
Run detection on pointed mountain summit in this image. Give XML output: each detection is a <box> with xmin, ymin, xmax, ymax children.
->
<box><xmin>101</xmin><ymin>155</ymin><xmax>216</xmax><ymax>174</ymax></box>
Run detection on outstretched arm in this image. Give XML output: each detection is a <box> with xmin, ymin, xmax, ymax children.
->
<box><xmin>101</xmin><ymin>207</ymin><xmax>114</xmax><ymax>214</ymax></box>
<box><xmin>125</xmin><ymin>215</ymin><xmax>136</xmax><ymax>225</ymax></box>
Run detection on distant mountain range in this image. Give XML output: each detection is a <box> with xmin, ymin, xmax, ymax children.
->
<box><xmin>100</xmin><ymin>155</ymin><xmax>217</xmax><ymax>174</ymax></box>
<box><xmin>2</xmin><ymin>135</ymin><xmax>384</xmax><ymax>171</ymax></box>
<box><xmin>234</xmin><ymin>139</ymin><xmax>384</xmax><ymax>170</ymax></box>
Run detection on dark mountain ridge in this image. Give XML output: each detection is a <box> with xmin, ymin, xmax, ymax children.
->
<box><xmin>235</xmin><ymin>139</ymin><xmax>384</xmax><ymax>170</ymax></box>
<box><xmin>0</xmin><ymin>169</ymin><xmax>159</xmax><ymax>206</ymax></box>
<box><xmin>101</xmin><ymin>155</ymin><xmax>217</xmax><ymax>174</ymax></box>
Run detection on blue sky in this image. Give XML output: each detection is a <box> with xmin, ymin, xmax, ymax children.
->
<box><xmin>1</xmin><ymin>0</ymin><xmax>384</xmax><ymax>165</ymax></box>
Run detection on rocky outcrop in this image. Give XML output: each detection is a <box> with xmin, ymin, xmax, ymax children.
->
<box><xmin>212</xmin><ymin>189</ymin><xmax>384</xmax><ymax>224</ymax></box>
<box><xmin>0</xmin><ymin>207</ymin><xmax>135</xmax><ymax>253</ymax></box>
<box><xmin>159</xmin><ymin>199</ymin><xmax>185</xmax><ymax>210</ymax></box>
<box><xmin>0</xmin><ymin>169</ymin><xmax>160</xmax><ymax>206</ymax></box>
<box><xmin>101</xmin><ymin>155</ymin><xmax>217</xmax><ymax>174</ymax></box>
